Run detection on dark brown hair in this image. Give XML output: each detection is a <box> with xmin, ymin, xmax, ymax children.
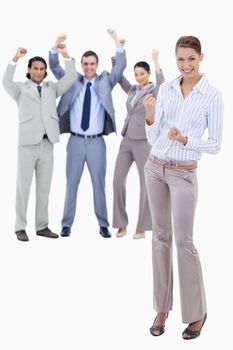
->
<box><xmin>134</xmin><ymin>61</ymin><xmax>150</xmax><ymax>73</ymax></box>
<box><xmin>26</xmin><ymin>56</ymin><xmax>47</xmax><ymax>79</ymax></box>
<box><xmin>81</xmin><ymin>50</ymin><xmax>99</xmax><ymax>64</ymax></box>
<box><xmin>175</xmin><ymin>36</ymin><xmax>202</xmax><ymax>54</ymax></box>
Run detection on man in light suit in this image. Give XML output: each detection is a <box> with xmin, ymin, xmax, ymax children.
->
<box><xmin>49</xmin><ymin>30</ymin><xmax>126</xmax><ymax>238</ymax></box>
<box><xmin>2</xmin><ymin>43</ymin><xmax>76</xmax><ymax>241</ymax></box>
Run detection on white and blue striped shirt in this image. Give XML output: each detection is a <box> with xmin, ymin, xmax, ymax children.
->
<box><xmin>146</xmin><ymin>74</ymin><xmax>223</xmax><ymax>161</ymax></box>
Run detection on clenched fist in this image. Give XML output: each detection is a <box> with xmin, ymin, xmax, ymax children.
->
<box><xmin>13</xmin><ymin>47</ymin><xmax>27</xmax><ymax>62</ymax></box>
<box><xmin>55</xmin><ymin>33</ymin><xmax>67</xmax><ymax>48</ymax></box>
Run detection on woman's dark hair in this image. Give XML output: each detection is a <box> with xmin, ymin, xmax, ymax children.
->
<box><xmin>26</xmin><ymin>56</ymin><xmax>48</xmax><ymax>79</ymax></box>
<box><xmin>134</xmin><ymin>61</ymin><xmax>150</xmax><ymax>73</ymax></box>
<box><xmin>175</xmin><ymin>36</ymin><xmax>202</xmax><ymax>54</ymax></box>
<box><xmin>81</xmin><ymin>50</ymin><xmax>99</xmax><ymax>64</ymax></box>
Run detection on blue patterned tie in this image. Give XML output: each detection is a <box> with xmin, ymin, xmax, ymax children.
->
<box><xmin>37</xmin><ymin>85</ymin><xmax>42</xmax><ymax>97</ymax></box>
<box><xmin>81</xmin><ymin>82</ymin><xmax>92</xmax><ymax>131</ymax></box>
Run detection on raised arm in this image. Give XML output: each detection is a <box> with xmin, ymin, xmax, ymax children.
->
<box><xmin>106</xmin><ymin>29</ymin><xmax>127</xmax><ymax>87</ymax></box>
<box><xmin>53</xmin><ymin>41</ymin><xmax>77</xmax><ymax>96</ymax></box>
<box><xmin>2</xmin><ymin>47</ymin><xmax>27</xmax><ymax>100</ymax></box>
<box><xmin>49</xmin><ymin>34</ymin><xmax>68</xmax><ymax>80</ymax></box>
<box><xmin>111</xmin><ymin>56</ymin><xmax>131</xmax><ymax>93</ymax></box>
<box><xmin>151</xmin><ymin>48</ymin><xmax>165</xmax><ymax>98</ymax></box>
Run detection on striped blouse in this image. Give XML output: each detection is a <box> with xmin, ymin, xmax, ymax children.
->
<box><xmin>145</xmin><ymin>74</ymin><xmax>223</xmax><ymax>161</ymax></box>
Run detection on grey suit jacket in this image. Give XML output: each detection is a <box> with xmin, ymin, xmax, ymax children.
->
<box><xmin>49</xmin><ymin>50</ymin><xmax>126</xmax><ymax>135</ymax></box>
<box><xmin>119</xmin><ymin>72</ymin><xmax>165</xmax><ymax>140</ymax></box>
<box><xmin>2</xmin><ymin>59</ymin><xmax>76</xmax><ymax>145</ymax></box>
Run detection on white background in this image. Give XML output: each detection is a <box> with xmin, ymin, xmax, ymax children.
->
<box><xmin>0</xmin><ymin>0</ymin><xmax>232</xmax><ymax>349</ymax></box>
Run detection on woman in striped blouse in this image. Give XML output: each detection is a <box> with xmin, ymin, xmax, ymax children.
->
<box><xmin>144</xmin><ymin>36</ymin><xmax>223</xmax><ymax>339</ymax></box>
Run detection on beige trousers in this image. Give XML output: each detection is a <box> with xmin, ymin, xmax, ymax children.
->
<box><xmin>144</xmin><ymin>158</ymin><xmax>207</xmax><ymax>323</ymax></box>
<box><xmin>15</xmin><ymin>139</ymin><xmax>54</xmax><ymax>232</ymax></box>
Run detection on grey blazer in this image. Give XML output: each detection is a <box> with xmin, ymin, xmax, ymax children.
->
<box><xmin>119</xmin><ymin>72</ymin><xmax>165</xmax><ymax>140</ymax></box>
<box><xmin>49</xmin><ymin>50</ymin><xmax>126</xmax><ymax>135</ymax></box>
<box><xmin>2</xmin><ymin>59</ymin><xmax>76</xmax><ymax>145</ymax></box>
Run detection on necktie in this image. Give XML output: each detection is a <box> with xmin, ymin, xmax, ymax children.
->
<box><xmin>37</xmin><ymin>85</ymin><xmax>42</xmax><ymax>97</ymax></box>
<box><xmin>81</xmin><ymin>82</ymin><xmax>92</xmax><ymax>131</ymax></box>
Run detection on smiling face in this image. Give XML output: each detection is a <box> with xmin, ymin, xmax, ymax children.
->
<box><xmin>176</xmin><ymin>47</ymin><xmax>203</xmax><ymax>81</ymax></box>
<box><xmin>81</xmin><ymin>55</ymin><xmax>98</xmax><ymax>80</ymax></box>
<box><xmin>28</xmin><ymin>61</ymin><xmax>46</xmax><ymax>84</ymax></box>
<box><xmin>134</xmin><ymin>66</ymin><xmax>150</xmax><ymax>87</ymax></box>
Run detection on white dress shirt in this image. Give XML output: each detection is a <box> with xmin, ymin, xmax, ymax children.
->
<box><xmin>146</xmin><ymin>74</ymin><xmax>223</xmax><ymax>161</ymax></box>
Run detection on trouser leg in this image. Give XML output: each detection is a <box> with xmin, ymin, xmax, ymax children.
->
<box><xmin>15</xmin><ymin>145</ymin><xmax>35</xmax><ymax>231</ymax></box>
<box><xmin>112</xmin><ymin>138</ymin><xmax>133</xmax><ymax>228</ymax></box>
<box><xmin>144</xmin><ymin>160</ymin><xmax>173</xmax><ymax>312</ymax></box>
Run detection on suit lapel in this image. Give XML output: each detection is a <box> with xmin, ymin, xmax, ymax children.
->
<box><xmin>126</xmin><ymin>86</ymin><xmax>137</xmax><ymax>113</ymax></box>
<box><xmin>70</xmin><ymin>74</ymin><xmax>84</xmax><ymax>104</ymax></box>
<box><xmin>132</xmin><ymin>83</ymin><xmax>155</xmax><ymax>108</ymax></box>
<box><xmin>26</xmin><ymin>80</ymin><xmax>41</xmax><ymax>99</ymax></box>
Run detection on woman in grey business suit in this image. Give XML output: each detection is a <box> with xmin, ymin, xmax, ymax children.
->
<box><xmin>112</xmin><ymin>49</ymin><xmax>164</xmax><ymax>239</ymax></box>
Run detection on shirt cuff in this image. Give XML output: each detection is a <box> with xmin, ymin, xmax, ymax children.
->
<box><xmin>116</xmin><ymin>47</ymin><xmax>125</xmax><ymax>53</ymax></box>
<box><xmin>183</xmin><ymin>136</ymin><xmax>198</xmax><ymax>150</ymax></box>
<box><xmin>50</xmin><ymin>48</ymin><xmax>58</xmax><ymax>54</ymax></box>
<box><xmin>10</xmin><ymin>60</ymin><xmax>17</xmax><ymax>66</ymax></box>
<box><xmin>145</xmin><ymin>120</ymin><xmax>156</xmax><ymax>130</ymax></box>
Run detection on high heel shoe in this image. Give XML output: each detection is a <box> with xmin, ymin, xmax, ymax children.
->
<box><xmin>149</xmin><ymin>312</ymin><xmax>169</xmax><ymax>336</ymax></box>
<box><xmin>182</xmin><ymin>313</ymin><xmax>207</xmax><ymax>340</ymax></box>
<box><xmin>116</xmin><ymin>228</ymin><xmax>126</xmax><ymax>237</ymax></box>
<box><xmin>132</xmin><ymin>231</ymin><xmax>145</xmax><ymax>239</ymax></box>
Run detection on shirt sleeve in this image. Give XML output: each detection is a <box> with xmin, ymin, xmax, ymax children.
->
<box><xmin>50</xmin><ymin>48</ymin><xmax>58</xmax><ymax>54</ymax></box>
<box><xmin>183</xmin><ymin>91</ymin><xmax>223</xmax><ymax>154</ymax></box>
<box><xmin>116</xmin><ymin>47</ymin><xmax>125</xmax><ymax>53</ymax></box>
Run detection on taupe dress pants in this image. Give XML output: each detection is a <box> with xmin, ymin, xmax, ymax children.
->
<box><xmin>113</xmin><ymin>137</ymin><xmax>152</xmax><ymax>231</ymax></box>
<box><xmin>144</xmin><ymin>158</ymin><xmax>207</xmax><ymax>323</ymax></box>
<box><xmin>15</xmin><ymin>139</ymin><xmax>53</xmax><ymax>232</ymax></box>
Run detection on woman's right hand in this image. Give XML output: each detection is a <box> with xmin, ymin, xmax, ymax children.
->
<box><xmin>143</xmin><ymin>94</ymin><xmax>156</xmax><ymax>125</ymax></box>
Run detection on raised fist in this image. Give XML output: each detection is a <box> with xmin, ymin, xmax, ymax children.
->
<box><xmin>152</xmin><ymin>48</ymin><xmax>159</xmax><ymax>61</ymax></box>
<box><xmin>107</xmin><ymin>28</ymin><xmax>118</xmax><ymax>40</ymax></box>
<box><xmin>55</xmin><ymin>33</ymin><xmax>67</xmax><ymax>48</ymax></box>
<box><xmin>13</xmin><ymin>47</ymin><xmax>27</xmax><ymax>62</ymax></box>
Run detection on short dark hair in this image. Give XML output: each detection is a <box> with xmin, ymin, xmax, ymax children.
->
<box><xmin>81</xmin><ymin>50</ymin><xmax>99</xmax><ymax>64</ymax></box>
<box><xmin>175</xmin><ymin>36</ymin><xmax>202</xmax><ymax>54</ymax></box>
<box><xmin>26</xmin><ymin>56</ymin><xmax>48</xmax><ymax>79</ymax></box>
<box><xmin>134</xmin><ymin>61</ymin><xmax>150</xmax><ymax>73</ymax></box>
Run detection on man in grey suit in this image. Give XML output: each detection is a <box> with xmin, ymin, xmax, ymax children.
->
<box><xmin>49</xmin><ymin>30</ymin><xmax>126</xmax><ymax>238</ymax></box>
<box><xmin>2</xmin><ymin>44</ymin><xmax>76</xmax><ymax>241</ymax></box>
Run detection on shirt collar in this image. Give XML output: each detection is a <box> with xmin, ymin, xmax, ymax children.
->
<box><xmin>136</xmin><ymin>82</ymin><xmax>153</xmax><ymax>93</ymax></box>
<box><xmin>169</xmin><ymin>74</ymin><xmax>209</xmax><ymax>95</ymax></box>
<box><xmin>84</xmin><ymin>76</ymin><xmax>96</xmax><ymax>86</ymax></box>
<box><xmin>31</xmin><ymin>81</ymin><xmax>43</xmax><ymax>87</ymax></box>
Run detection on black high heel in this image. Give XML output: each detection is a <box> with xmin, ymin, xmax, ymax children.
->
<box><xmin>149</xmin><ymin>312</ymin><xmax>169</xmax><ymax>337</ymax></box>
<box><xmin>182</xmin><ymin>313</ymin><xmax>207</xmax><ymax>340</ymax></box>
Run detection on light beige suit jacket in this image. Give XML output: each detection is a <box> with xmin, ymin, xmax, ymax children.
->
<box><xmin>2</xmin><ymin>59</ymin><xmax>76</xmax><ymax>145</ymax></box>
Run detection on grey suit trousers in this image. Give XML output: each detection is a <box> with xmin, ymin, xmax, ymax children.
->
<box><xmin>61</xmin><ymin>135</ymin><xmax>109</xmax><ymax>228</ymax></box>
<box><xmin>15</xmin><ymin>139</ymin><xmax>53</xmax><ymax>232</ymax></box>
<box><xmin>144</xmin><ymin>158</ymin><xmax>207</xmax><ymax>323</ymax></box>
<box><xmin>113</xmin><ymin>137</ymin><xmax>152</xmax><ymax>231</ymax></box>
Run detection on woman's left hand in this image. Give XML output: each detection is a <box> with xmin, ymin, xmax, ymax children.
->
<box><xmin>167</xmin><ymin>127</ymin><xmax>188</xmax><ymax>145</ymax></box>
